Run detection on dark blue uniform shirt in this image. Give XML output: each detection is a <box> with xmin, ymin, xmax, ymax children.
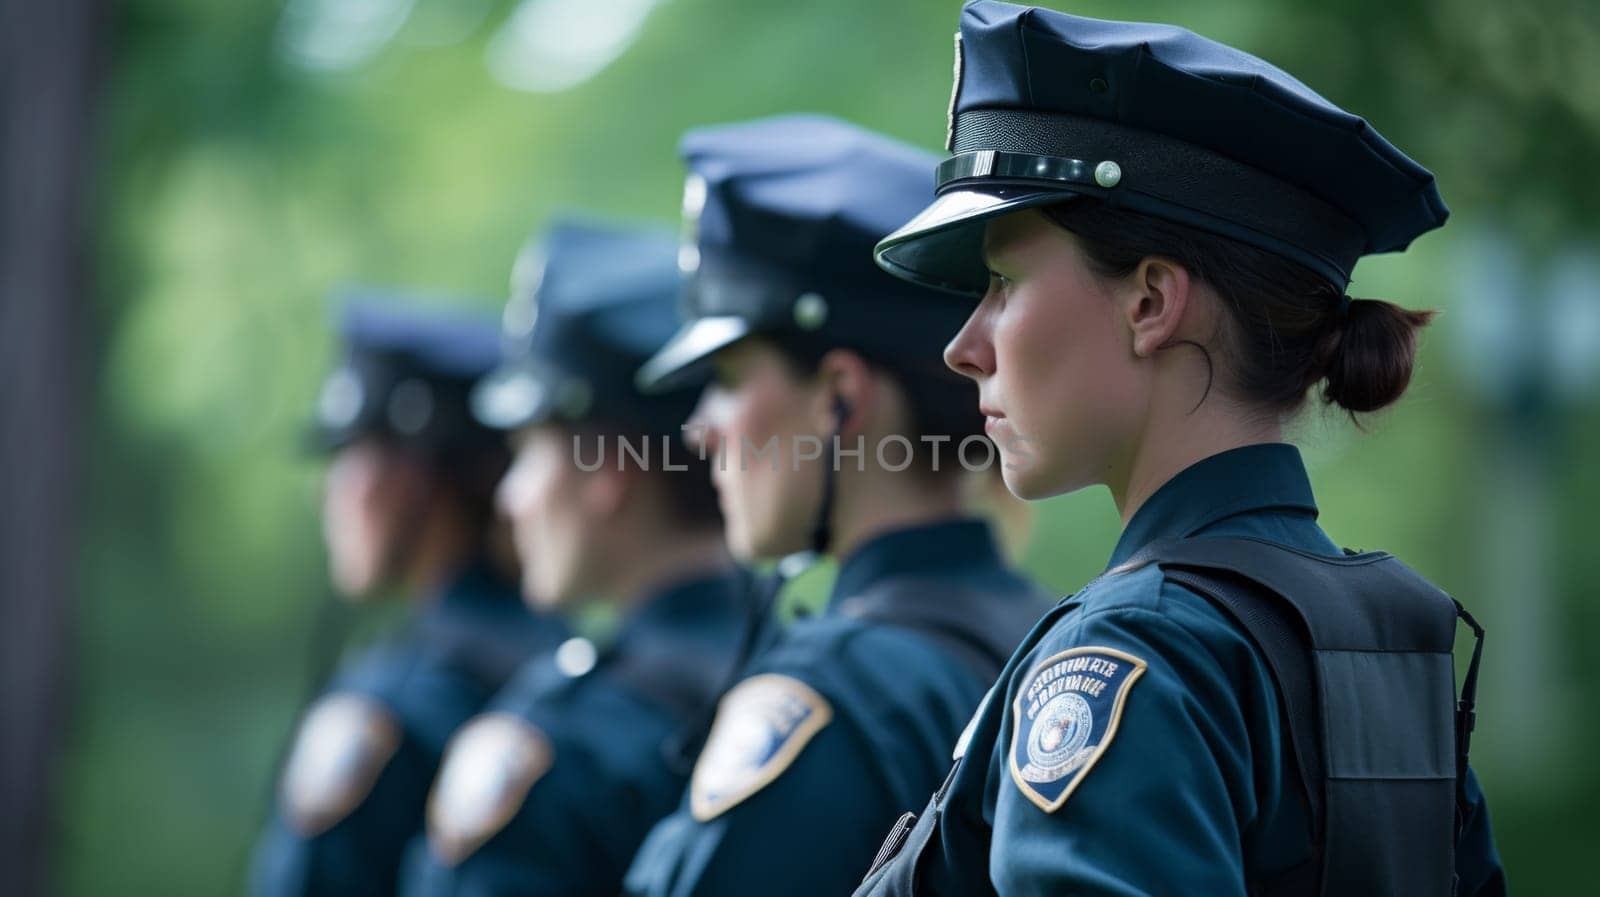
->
<box><xmin>397</xmin><ymin>570</ymin><xmax>747</xmax><ymax>897</ymax></box>
<box><xmin>855</xmin><ymin>444</ymin><xmax>1506</xmax><ymax>896</ymax></box>
<box><xmin>623</xmin><ymin>519</ymin><xmax>1047</xmax><ymax>897</ymax></box>
<box><xmin>251</xmin><ymin>562</ymin><xmax>569</xmax><ymax>897</ymax></box>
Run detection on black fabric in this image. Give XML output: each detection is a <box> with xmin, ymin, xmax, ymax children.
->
<box><xmin>661</xmin><ymin>567</ymin><xmax>787</xmax><ymax>773</ymax></box>
<box><xmin>1161</xmin><ymin>568</ymin><xmax>1324</xmax><ymax>843</ymax></box>
<box><xmin>1452</xmin><ymin>603</ymin><xmax>1486</xmax><ymax>856</ymax></box>
<box><xmin>605</xmin><ymin>641</ymin><xmax>732</xmax><ymax>733</ymax></box>
<box><xmin>844</xmin><ymin>575</ymin><xmax>1045</xmax><ymax>684</ymax></box>
<box><xmin>419</xmin><ymin>614</ymin><xmax>547</xmax><ymax>692</ymax></box>
<box><xmin>859</xmin><ymin>756</ymin><xmax>966</xmax><ymax>892</ymax></box>
<box><xmin>949</xmin><ymin>108</ymin><xmax>1367</xmax><ymax>287</ymax></box>
<box><xmin>1128</xmin><ymin>536</ymin><xmax>1468</xmax><ymax>897</ymax></box>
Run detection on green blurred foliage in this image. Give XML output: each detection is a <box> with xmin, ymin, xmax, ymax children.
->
<box><xmin>65</xmin><ymin>0</ymin><xmax>1599</xmax><ymax>893</ymax></box>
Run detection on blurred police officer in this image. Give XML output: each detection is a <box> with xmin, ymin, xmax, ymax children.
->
<box><xmin>853</xmin><ymin>4</ymin><xmax>1505</xmax><ymax>895</ymax></box>
<box><xmin>397</xmin><ymin>220</ymin><xmax>749</xmax><ymax>897</ymax></box>
<box><xmin>621</xmin><ymin>115</ymin><xmax>1050</xmax><ymax>897</ymax></box>
<box><xmin>252</xmin><ymin>295</ymin><xmax>571</xmax><ymax>897</ymax></box>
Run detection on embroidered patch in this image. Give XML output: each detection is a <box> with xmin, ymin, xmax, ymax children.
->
<box><xmin>426</xmin><ymin>712</ymin><xmax>553</xmax><ymax>867</ymax></box>
<box><xmin>1009</xmin><ymin>647</ymin><xmax>1146</xmax><ymax>813</ymax></box>
<box><xmin>280</xmin><ymin>692</ymin><xmax>401</xmax><ymax>836</ymax></box>
<box><xmin>689</xmin><ymin>674</ymin><xmax>832</xmax><ymax>821</ymax></box>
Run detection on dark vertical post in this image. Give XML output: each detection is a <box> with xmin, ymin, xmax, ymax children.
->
<box><xmin>0</xmin><ymin>0</ymin><xmax>105</xmax><ymax>894</ymax></box>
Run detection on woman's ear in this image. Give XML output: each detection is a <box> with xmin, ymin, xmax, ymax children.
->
<box><xmin>1123</xmin><ymin>256</ymin><xmax>1193</xmax><ymax>358</ymax></box>
<box><xmin>812</xmin><ymin>349</ymin><xmax>874</xmax><ymax>435</ymax></box>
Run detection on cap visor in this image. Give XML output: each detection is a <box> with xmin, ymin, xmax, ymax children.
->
<box><xmin>635</xmin><ymin>316</ymin><xmax>752</xmax><ymax>394</ymax></box>
<box><xmin>874</xmin><ymin>188</ymin><xmax>1081</xmax><ymax>297</ymax></box>
<box><xmin>471</xmin><ymin>363</ymin><xmax>559</xmax><ymax>432</ymax></box>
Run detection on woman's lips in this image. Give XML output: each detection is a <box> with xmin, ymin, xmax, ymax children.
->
<box><xmin>981</xmin><ymin>406</ymin><xmax>1005</xmax><ymax>433</ymax></box>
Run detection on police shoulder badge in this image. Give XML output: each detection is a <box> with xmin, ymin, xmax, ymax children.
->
<box><xmin>280</xmin><ymin>692</ymin><xmax>401</xmax><ymax>836</ymax></box>
<box><xmin>1009</xmin><ymin>646</ymin><xmax>1146</xmax><ymax>813</ymax></box>
<box><xmin>426</xmin><ymin>712</ymin><xmax>553</xmax><ymax>866</ymax></box>
<box><xmin>689</xmin><ymin>674</ymin><xmax>832</xmax><ymax>822</ymax></box>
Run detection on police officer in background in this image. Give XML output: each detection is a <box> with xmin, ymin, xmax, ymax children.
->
<box><xmin>622</xmin><ymin>114</ymin><xmax>1049</xmax><ymax>897</ymax></box>
<box><xmin>398</xmin><ymin>220</ymin><xmax>749</xmax><ymax>897</ymax></box>
<box><xmin>252</xmin><ymin>295</ymin><xmax>571</xmax><ymax>897</ymax></box>
<box><xmin>854</xmin><ymin>4</ymin><xmax>1505</xmax><ymax>895</ymax></box>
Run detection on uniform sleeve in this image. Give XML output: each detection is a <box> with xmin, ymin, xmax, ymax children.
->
<box><xmin>1456</xmin><ymin>767</ymin><xmax>1507</xmax><ymax>896</ymax></box>
<box><xmin>252</xmin><ymin>662</ymin><xmax>486</xmax><ymax>897</ymax></box>
<box><xmin>625</xmin><ymin>711</ymin><xmax>901</xmax><ymax>897</ymax></box>
<box><xmin>251</xmin><ymin>728</ymin><xmax>435</xmax><ymax>897</ymax></box>
<box><xmin>989</xmin><ymin>589</ymin><xmax>1280</xmax><ymax>897</ymax></box>
<box><xmin>400</xmin><ymin>699</ymin><xmax>682</xmax><ymax>897</ymax></box>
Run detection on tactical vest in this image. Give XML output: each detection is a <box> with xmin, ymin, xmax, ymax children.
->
<box><xmin>857</xmin><ymin>536</ymin><xmax>1484</xmax><ymax>897</ymax></box>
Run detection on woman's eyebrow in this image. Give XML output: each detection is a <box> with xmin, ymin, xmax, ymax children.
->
<box><xmin>981</xmin><ymin>227</ymin><xmax>1025</xmax><ymax>270</ymax></box>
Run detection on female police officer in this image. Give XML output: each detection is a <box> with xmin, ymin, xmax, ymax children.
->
<box><xmin>619</xmin><ymin>115</ymin><xmax>1048</xmax><ymax>897</ymax></box>
<box><xmin>852</xmin><ymin>4</ymin><xmax>1506</xmax><ymax>896</ymax></box>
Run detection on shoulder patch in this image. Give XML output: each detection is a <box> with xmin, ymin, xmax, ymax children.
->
<box><xmin>426</xmin><ymin>712</ymin><xmax>553</xmax><ymax>867</ymax></box>
<box><xmin>280</xmin><ymin>692</ymin><xmax>401</xmax><ymax>836</ymax></box>
<box><xmin>689</xmin><ymin>674</ymin><xmax>832</xmax><ymax>821</ymax></box>
<box><xmin>1009</xmin><ymin>647</ymin><xmax>1146</xmax><ymax>813</ymax></box>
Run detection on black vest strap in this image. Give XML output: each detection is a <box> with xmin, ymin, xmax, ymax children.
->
<box><xmin>659</xmin><ymin>566</ymin><xmax>790</xmax><ymax>775</ymax></box>
<box><xmin>420</xmin><ymin>615</ymin><xmax>547</xmax><ymax>693</ymax></box>
<box><xmin>843</xmin><ymin>575</ymin><xmax>1045</xmax><ymax>683</ymax></box>
<box><xmin>1124</xmin><ymin>536</ymin><xmax>1477</xmax><ymax>897</ymax></box>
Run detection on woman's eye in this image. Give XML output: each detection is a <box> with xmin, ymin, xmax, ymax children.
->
<box><xmin>986</xmin><ymin>270</ymin><xmax>1013</xmax><ymax>296</ymax></box>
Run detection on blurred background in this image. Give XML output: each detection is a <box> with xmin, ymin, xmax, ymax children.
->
<box><xmin>3</xmin><ymin>0</ymin><xmax>1598</xmax><ymax>893</ymax></box>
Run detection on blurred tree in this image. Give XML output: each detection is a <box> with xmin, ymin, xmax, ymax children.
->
<box><xmin>0</xmin><ymin>1</ymin><xmax>104</xmax><ymax>895</ymax></box>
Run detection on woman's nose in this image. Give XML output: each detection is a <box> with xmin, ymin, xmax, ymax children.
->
<box><xmin>682</xmin><ymin>390</ymin><xmax>726</xmax><ymax>456</ymax></box>
<box><xmin>944</xmin><ymin>303</ymin><xmax>996</xmax><ymax>381</ymax></box>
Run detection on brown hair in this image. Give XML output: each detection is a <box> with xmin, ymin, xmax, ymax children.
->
<box><xmin>1043</xmin><ymin>201</ymin><xmax>1435</xmax><ymax>418</ymax></box>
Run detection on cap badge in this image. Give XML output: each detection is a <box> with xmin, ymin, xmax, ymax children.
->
<box><xmin>792</xmin><ymin>293</ymin><xmax>829</xmax><ymax>331</ymax></box>
<box><xmin>1093</xmin><ymin>161</ymin><xmax>1122</xmax><ymax>189</ymax></box>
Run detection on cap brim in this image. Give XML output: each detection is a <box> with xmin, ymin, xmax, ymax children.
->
<box><xmin>303</xmin><ymin>422</ymin><xmax>353</xmax><ymax>454</ymax></box>
<box><xmin>471</xmin><ymin>363</ymin><xmax>559</xmax><ymax>432</ymax></box>
<box><xmin>874</xmin><ymin>187</ymin><xmax>1082</xmax><ymax>297</ymax></box>
<box><xmin>635</xmin><ymin>315</ymin><xmax>752</xmax><ymax>394</ymax></box>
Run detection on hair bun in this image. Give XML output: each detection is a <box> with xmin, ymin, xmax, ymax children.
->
<box><xmin>1320</xmin><ymin>298</ymin><xmax>1436</xmax><ymax>414</ymax></box>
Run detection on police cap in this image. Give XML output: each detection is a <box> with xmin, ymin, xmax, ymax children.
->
<box><xmin>875</xmin><ymin>1</ymin><xmax>1450</xmax><ymax>297</ymax></box>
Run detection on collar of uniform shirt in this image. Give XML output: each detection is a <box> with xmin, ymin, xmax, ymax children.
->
<box><xmin>426</xmin><ymin>555</ymin><xmax>520</xmax><ymax>613</ymax></box>
<box><xmin>1106</xmin><ymin>442</ymin><xmax>1322</xmax><ymax>570</ymax></box>
<box><xmin>827</xmin><ymin>517</ymin><xmax>1002</xmax><ymax>609</ymax></box>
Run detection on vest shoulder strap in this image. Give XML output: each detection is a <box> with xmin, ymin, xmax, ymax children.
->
<box><xmin>1126</xmin><ymin>536</ymin><xmax>1471</xmax><ymax>897</ymax></box>
<box><xmin>845</xmin><ymin>575</ymin><xmax>1045</xmax><ymax>683</ymax></box>
<box><xmin>604</xmin><ymin>641</ymin><xmax>728</xmax><ymax>725</ymax></box>
<box><xmin>418</xmin><ymin>615</ymin><xmax>545</xmax><ymax>694</ymax></box>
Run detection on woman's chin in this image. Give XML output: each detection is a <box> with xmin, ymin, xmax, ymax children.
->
<box><xmin>1000</xmin><ymin>458</ymin><xmax>1076</xmax><ymax>502</ymax></box>
<box><xmin>1000</xmin><ymin>466</ymin><xmax>1047</xmax><ymax>501</ymax></box>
